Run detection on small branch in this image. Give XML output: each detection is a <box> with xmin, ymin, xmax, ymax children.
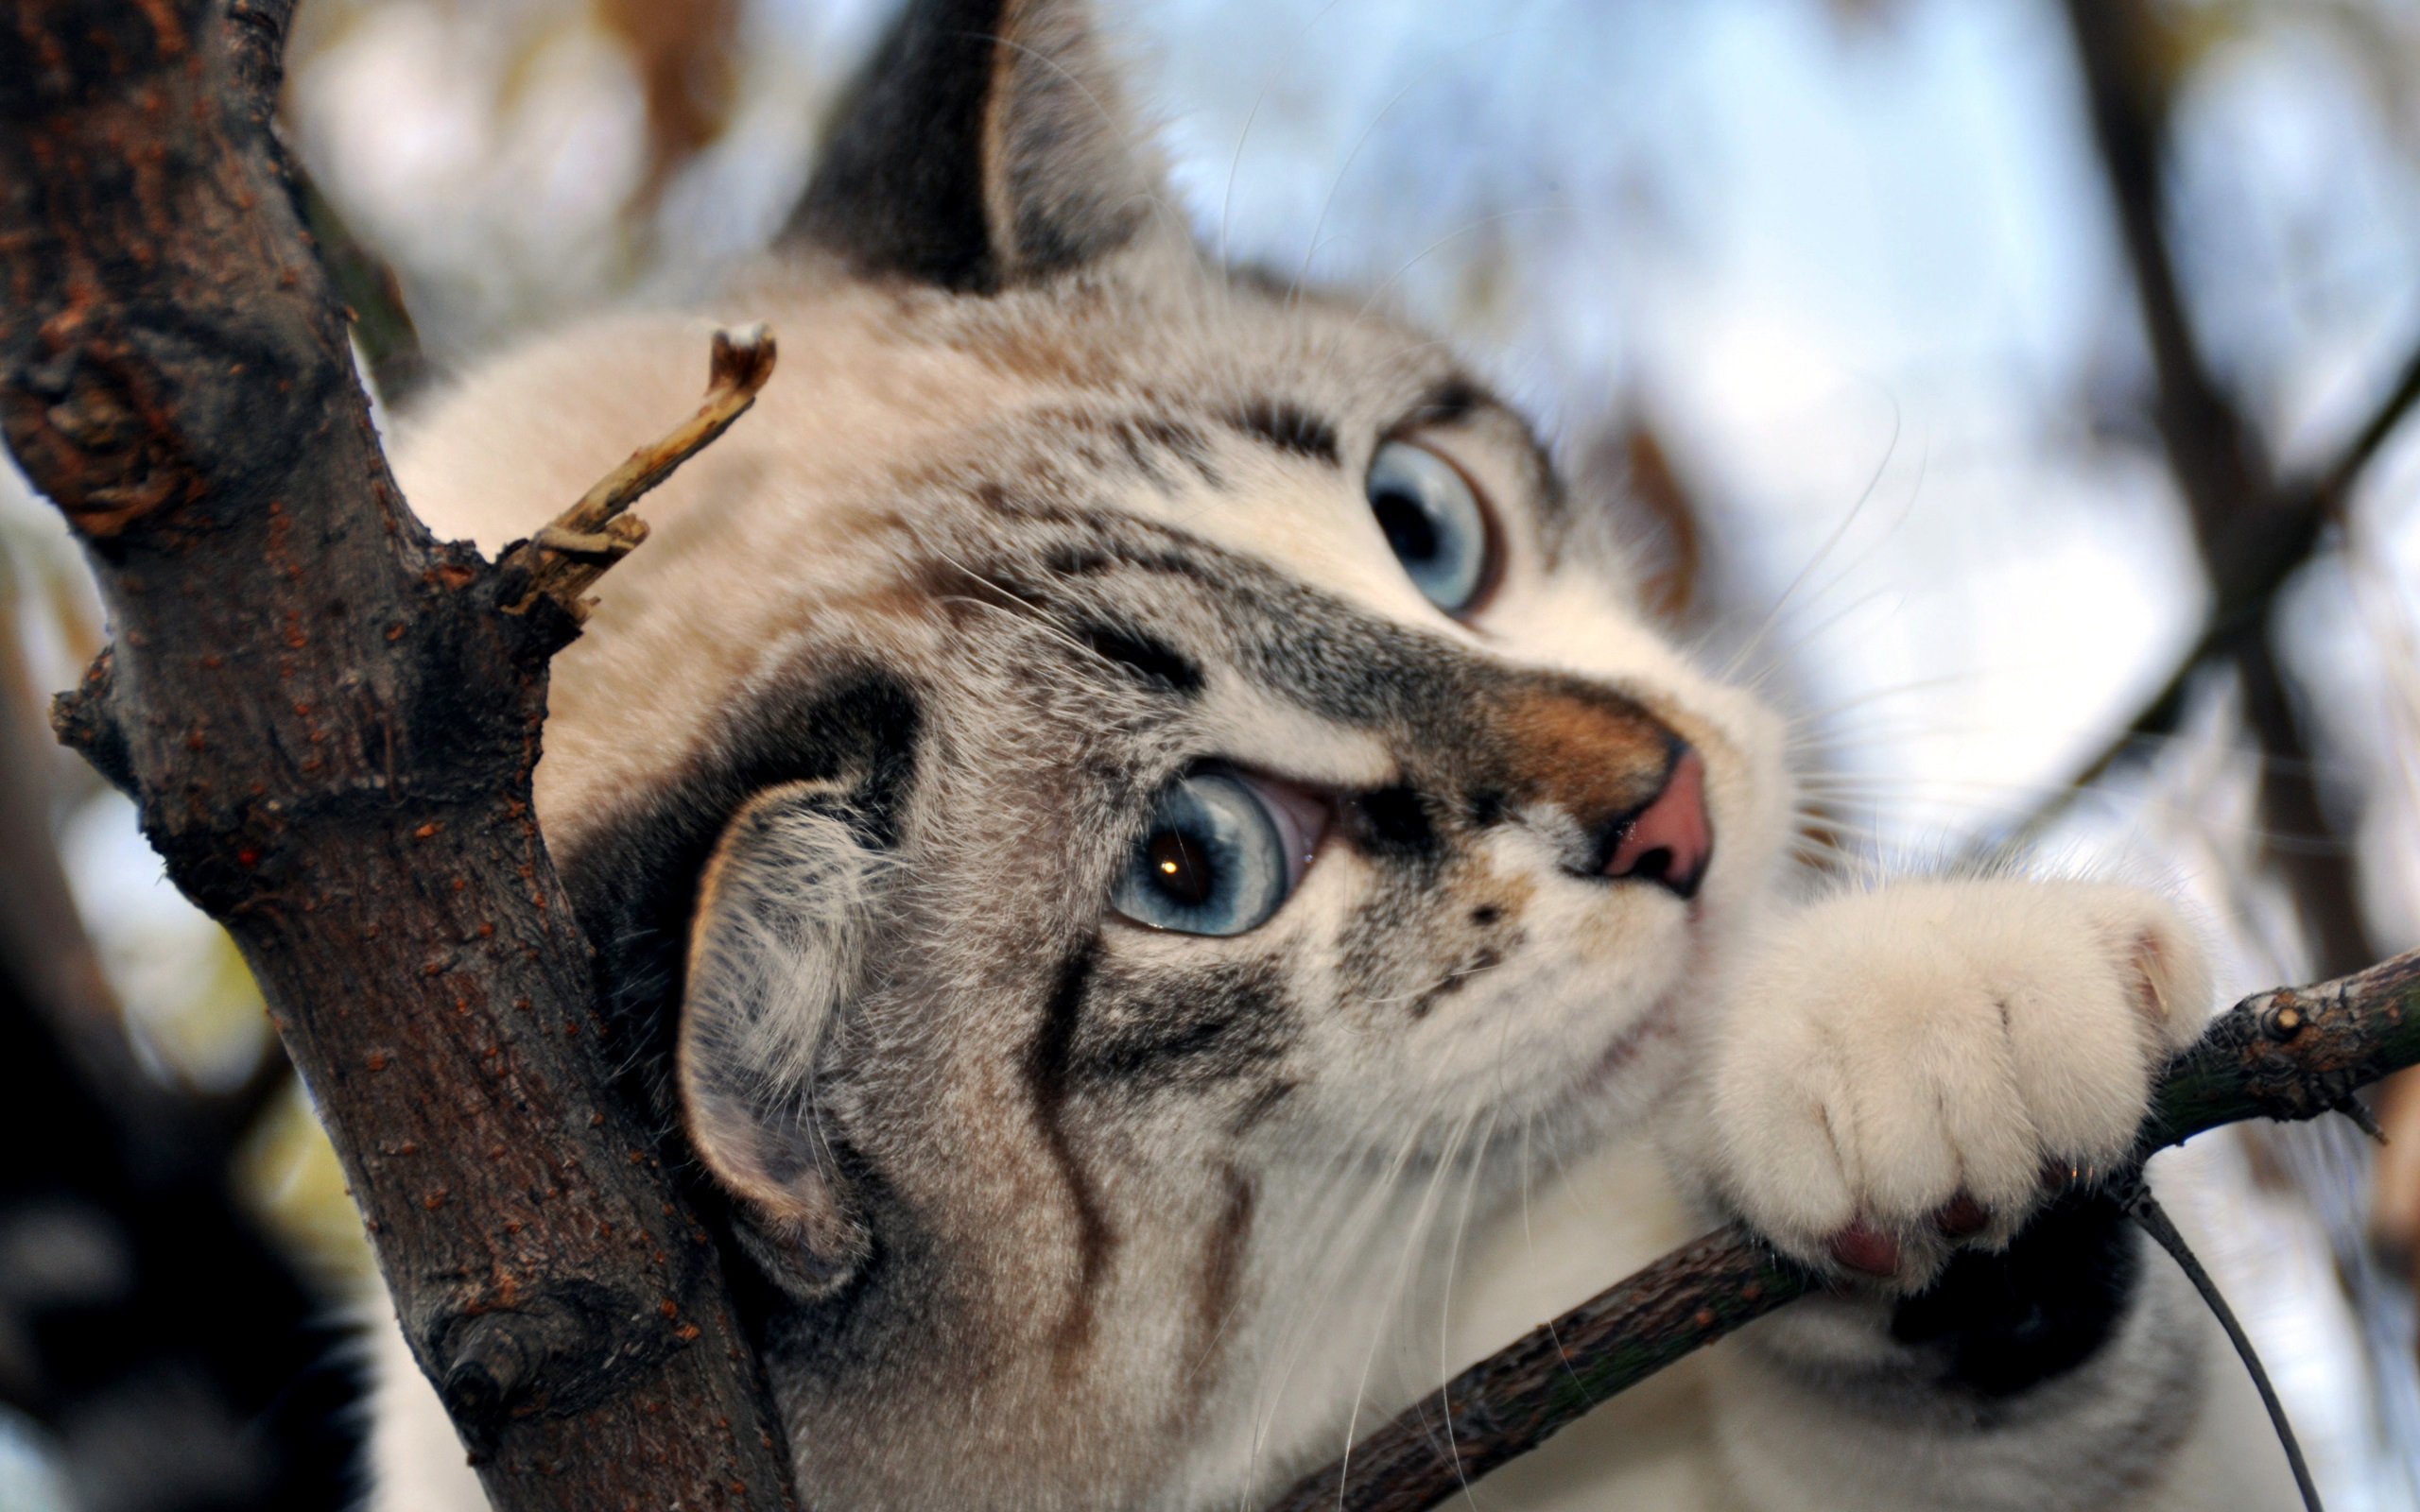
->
<box><xmin>2306</xmin><ymin>334</ymin><xmax>2420</xmax><ymax>522</ymax></box>
<box><xmin>1269</xmin><ymin>947</ymin><xmax>2420</xmax><ymax>1512</ymax></box>
<box><xmin>499</xmin><ymin>323</ymin><xmax>775</xmax><ymax>621</ymax></box>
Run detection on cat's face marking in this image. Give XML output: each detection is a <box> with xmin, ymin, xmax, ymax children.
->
<box><xmin>392</xmin><ymin>0</ymin><xmax>1788</xmax><ymax>1501</ymax></box>
<box><xmin>528</xmin><ymin>264</ymin><xmax>1788</xmax><ymax>1502</ymax></box>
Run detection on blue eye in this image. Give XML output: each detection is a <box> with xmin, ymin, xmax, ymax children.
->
<box><xmin>1367</xmin><ymin>440</ymin><xmax>1490</xmax><ymax>614</ymax></box>
<box><xmin>1112</xmin><ymin>771</ymin><xmax>1318</xmax><ymax>936</ymax></box>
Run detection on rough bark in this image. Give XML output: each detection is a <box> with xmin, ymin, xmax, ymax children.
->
<box><xmin>0</xmin><ymin>2</ymin><xmax>797</xmax><ymax>1507</ymax></box>
<box><xmin>1269</xmin><ymin>946</ymin><xmax>2420</xmax><ymax>1512</ymax></box>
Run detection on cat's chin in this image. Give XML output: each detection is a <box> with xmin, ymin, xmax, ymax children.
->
<box><xmin>1509</xmin><ymin>991</ymin><xmax>1688</xmax><ymax>1149</ymax></box>
<box><xmin>1587</xmin><ymin>995</ymin><xmax>1685</xmax><ymax>1096</ymax></box>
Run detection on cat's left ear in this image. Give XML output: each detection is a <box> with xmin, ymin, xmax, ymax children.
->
<box><xmin>1569</xmin><ymin>415</ymin><xmax>1704</xmax><ymax>626</ymax></box>
<box><xmin>788</xmin><ymin>0</ymin><xmax>1167</xmax><ymax>293</ymax></box>
<box><xmin>679</xmin><ymin>779</ymin><xmax>894</xmax><ymax>1299</ymax></box>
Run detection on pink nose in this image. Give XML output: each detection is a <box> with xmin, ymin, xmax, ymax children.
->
<box><xmin>1605</xmin><ymin>748</ymin><xmax>1713</xmax><ymax>900</ymax></box>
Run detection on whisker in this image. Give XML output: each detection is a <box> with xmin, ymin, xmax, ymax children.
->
<box><xmin>1284</xmin><ymin>28</ymin><xmax>1527</xmax><ymax>315</ymax></box>
<box><xmin>1719</xmin><ymin>390</ymin><xmax>1910</xmax><ymax>682</ymax></box>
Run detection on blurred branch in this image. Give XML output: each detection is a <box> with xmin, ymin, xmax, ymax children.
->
<box><xmin>0</xmin><ymin>594</ymin><xmax>153</xmax><ymax>1144</ymax></box>
<box><xmin>1996</xmin><ymin>335</ymin><xmax>2420</xmax><ymax>855</ymax></box>
<box><xmin>1270</xmin><ymin>946</ymin><xmax>2420</xmax><ymax>1512</ymax></box>
<box><xmin>0</xmin><ymin>566</ymin><xmax>291</xmax><ymax>1160</ymax></box>
<box><xmin>0</xmin><ymin>3</ymin><xmax>795</xmax><ymax>1509</ymax></box>
<box><xmin>2306</xmin><ymin>336</ymin><xmax>2420</xmax><ymax>516</ymax></box>
<box><xmin>1993</xmin><ymin>0</ymin><xmax>2390</xmax><ymax>980</ymax></box>
<box><xmin>229</xmin><ymin>0</ymin><xmax>431</xmax><ymax>406</ymax></box>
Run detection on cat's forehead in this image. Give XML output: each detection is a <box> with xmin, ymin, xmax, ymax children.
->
<box><xmin>877</xmin><ymin>265</ymin><xmax>1560</xmax><ymax>627</ymax></box>
<box><xmin>496</xmin><ymin>263</ymin><xmax>1580</xmax><ymax>835</ymax></box>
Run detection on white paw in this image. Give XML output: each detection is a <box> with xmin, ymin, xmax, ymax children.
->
<box><xmin>1701</xmin><ymin>879</ymin><xmax>2208</xmax><ymax>1286</ymax></box>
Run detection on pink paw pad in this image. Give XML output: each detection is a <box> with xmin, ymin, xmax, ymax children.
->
<box><xmin>1829</xmin><ymin>1222</ymin><xmax>1900</xmax><ymax>1277</ymax></box>
<box><xmin>1936</xmin><ymin>1194</ymin><xmax>1989</xmax><ymax>1238</ymax></box>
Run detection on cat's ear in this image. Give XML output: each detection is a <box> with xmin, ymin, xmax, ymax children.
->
<box><xmin>679</xmin><ymin>779</ymin><xmax>895</xmax><ymax>1299</ymax></box>
<box><xmin>788</xmin><ymin>0</ymin><xmax>1164</xmax><ymax>292</ymax></box>
<box><xmin>1570</xmin><ymin>415</ymin><xmax>1703</xmax><ymax>626</ymax></box>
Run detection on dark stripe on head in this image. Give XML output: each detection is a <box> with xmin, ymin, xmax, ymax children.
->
<box><xmin>1409</xmin><ymin>378</ymin><xmax>1482</xmax><ymax>427</ymax></box>
<box><xmin>1227</xmin><ymin>400</ymin><xmax>1340</xmax><ymax>465</ymax></box>
<box><xmin>1077</xmin><ymin>624</ymin><xmax>1203</xmax><ymax>695</ymax></box>
<box><xmin>1190</xmin><ymin>1165</ymin><xmax>1255</xmax><ymax>1393</ymax></box>
<box><xmin>1071</xmin><ymin>957</ymin><xmax>1292</xmax><ymax>1096</ymax></box>
<box><xmin>1120</xmin><ymin>415</ymin><xmax>1223</xmax><ymax>490</ymax></box>
<box><xmin>1025</xmin><ymin>938</ymin><xmax>1115</xmax><ymax>1367</ymax></box>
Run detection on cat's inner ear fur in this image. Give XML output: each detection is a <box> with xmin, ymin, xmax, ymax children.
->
<box><xmin>680</xmin><ymin>779</ymin><xmax>893</xmax><ymax>1299</ymax></box>
<box><xmin>1570</xmin><ymin>415</ymin><xmax>1704</xmax><ymax>626</ymax></box>
<box><xmin>788</xmin><ymin>0</ymin><xmax>1162</xmax><ymax>292</ymax></box>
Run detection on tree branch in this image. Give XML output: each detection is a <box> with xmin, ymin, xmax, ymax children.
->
<box><xmin>1267</xmin><ymin>947</ymin><xmax>2420</xmax><ymax>1512</ymax></box>
<box><xmin>0</xmin><ymin>3</ymin><xmax>796</xmax><ymax>1507</ymax></box>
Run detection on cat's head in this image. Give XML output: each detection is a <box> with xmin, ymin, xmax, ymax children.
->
<box><xmin>521</xmin><ymin>0</ymin><xmax>1789</xmax><ymax>1498</ymax></box>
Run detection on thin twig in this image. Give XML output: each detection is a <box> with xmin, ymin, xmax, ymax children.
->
<box><xmin>499</xmin><ymin>323</ymin><xmax>777</xmax><ymax>621</ymax></box>
<box><xmin>1267</xmin><ymin>947</ymin><xmax>2420</xmax><ymax>1512</ymax></box>
<box><xmin>1989</xmin><ymin>328</ymin><xmax>2420</xmax><ymax>859</ymax></box>
<box><xmin>2308</xmin><ymin>335</ymin><xmax>2420</xmax><ymax>519</ymax></box>
<box><xmin>2118</xmin><ymin>1174</ymin><xmax>2324</xmax><ymax>1512</ymax></box>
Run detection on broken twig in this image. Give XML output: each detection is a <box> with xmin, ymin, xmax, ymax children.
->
<box><xmin>500</xmin><ymin>322</ymin><xmax>777</xmax><ymax>620</ymax></box>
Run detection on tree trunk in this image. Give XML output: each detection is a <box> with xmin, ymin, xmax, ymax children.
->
<box><xmin>0</xmin><ymin>2</ymin><xmax>799</xmax><ymax>1506</ymax></box>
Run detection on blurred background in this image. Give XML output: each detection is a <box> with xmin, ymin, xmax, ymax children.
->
<box><xmin>3</xmin><ymin>0</ymin><xmax>2420</xmax><ymax>1505</ymax></box>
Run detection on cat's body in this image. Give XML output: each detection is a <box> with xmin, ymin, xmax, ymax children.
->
<box><xmin>368</xmin><ymin>2</ymin><xmax>2300</xmax><ymax>1506</ymax></box>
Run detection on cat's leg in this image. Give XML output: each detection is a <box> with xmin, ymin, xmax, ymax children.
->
<box><xmin>1665</xmin><ymin>877</ymin><xmax>2287</xmax><ymax>1510</ymax></box>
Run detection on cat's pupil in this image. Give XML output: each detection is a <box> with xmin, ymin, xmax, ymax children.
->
<box><xmin>1374</xmin><ymin>491</ymin><xmax>1439</xmax><ymax>563</ymax></box>
<box><xmin>1147</xmin><ymin>829</ymin><xmax>1215</xmax><ymax>906</ymax></box>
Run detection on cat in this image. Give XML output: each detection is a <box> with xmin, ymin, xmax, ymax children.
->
<box><xmin>369</xmin><ymin>0</ymin><xmax>2300</xmax><ymax>1506</ymax></box>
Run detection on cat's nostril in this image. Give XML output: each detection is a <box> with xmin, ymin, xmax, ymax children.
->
<box><xmin>1604</xmin><ymin>747</ymin><xmax>1712</xmax><ymax>900</ymax></box>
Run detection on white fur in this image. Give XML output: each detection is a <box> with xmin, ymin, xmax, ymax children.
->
<box><xmin>1684</xmin><ymin>879</ymin><xmax>2210</xmax><ymax>1282</ymax></box>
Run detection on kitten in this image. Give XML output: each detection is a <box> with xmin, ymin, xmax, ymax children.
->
<box><xmin>371</xmin><ymin>1</ymin><xmax>2296</xmax><ymax>1506</ymax></box>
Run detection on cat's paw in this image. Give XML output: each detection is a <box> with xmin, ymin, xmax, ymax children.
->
<box><xmin>1698</xmin><ymin>879</ymin><xmax>2208</xmax><ymax>1288</ymax></box>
